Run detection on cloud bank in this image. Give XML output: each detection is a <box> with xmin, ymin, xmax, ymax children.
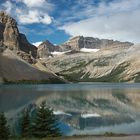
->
<box><xmin>60</xmin><ymin>0</ymin><xmax>140</xmax><ymax>43</ymax></box>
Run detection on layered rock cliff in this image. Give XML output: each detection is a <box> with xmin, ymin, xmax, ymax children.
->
<box><xmin>59</xmin><ymin>36</ymin><xmax>134</xmax><ymax>51</ymax></box>
<box><xmin>0</xmin><ymin>12</ymin><xmax>37</xmax><ymax>58</ymax></box>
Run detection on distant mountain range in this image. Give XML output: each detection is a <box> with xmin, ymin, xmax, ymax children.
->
<box><xmin>37</xmin><ymin>36</ymin><xmax>133</xmax><ymax>58</ymax></box>
<box><xmin>0</xmin><ymin>11</ymin><xmax>140</xmax><ymax>83</ymax></box>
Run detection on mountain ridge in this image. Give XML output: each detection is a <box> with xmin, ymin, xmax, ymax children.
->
<box><xmin>59</xmin><ymin>36</ymin><xmax>134</xmax><ymax>51</ymax></box>
<box><xmin>43</xmin><ymin>44</ymin><xmax>140</xmax><ymax>82</ymax></box>
<box><xmin>37</xmin><ymin>36</ymin><xmax>134</xmax><ymax>58</ymax></box>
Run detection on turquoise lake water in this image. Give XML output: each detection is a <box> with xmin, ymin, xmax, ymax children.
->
<box><xmin>0</xmin><ymin>83</ymin><xmax>140</xmax><ymax>135</ymax></box>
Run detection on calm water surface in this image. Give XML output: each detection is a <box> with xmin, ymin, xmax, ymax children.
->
<box><xmin>0</xmin><ymin>83</ymin><xmax>140</xmax><ymax>135</ymax></box>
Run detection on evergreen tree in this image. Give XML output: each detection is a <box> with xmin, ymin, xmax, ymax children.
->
<box><xmin>20</xmin><ymin>108</ymin><xmax>31</xmax><ymax>138</ymax></box>
<box><xmin>32</xmin><ymin>101</ymin><xmax>61</xmax><ymax>138</ymax></box>
<box><xmin>0</xmin><ymin>112</ymin><xmax>10</xmax><ymax>140</ymax></box>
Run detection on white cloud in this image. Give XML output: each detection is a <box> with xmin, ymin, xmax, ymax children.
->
<box><xmin>32</xmin><ymin>41</ymin><xmax>42</xmax><ymax>47</ymax></box>
<box><xmin>21</xmin><ymin>0</ymin><xmax>46</xmax><ymax>8</ymax></box>
<box><xmin>59</xmin><ymin>0</ymin><xmax>140</xmax><ymax>43</ymax></box>
<box><xmin>1</xmin><ymin>0</ymin><xmax>53</xmax><ymax>25</ymax></box>
<box><xmin>1</xmin><ymin>1</ymin><xmax>13</xmax><ymax>13</ymax></box>
<box><xmin>18</xmin><ymin>10</ymin><xmax>40</xmax><ymax>24</ymax></box>
<box><xmin>18</xmin><ymin>10</ymin><xmax>52</xmax><ymax>25</ymax></box>
<box><xmin>41</xmin><ymin>14</ymin><xmax>52</xmax><ymax>25</ymax></box>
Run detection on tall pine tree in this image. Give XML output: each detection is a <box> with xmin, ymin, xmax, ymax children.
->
<box><xmin>0</xmin><ymin>112</ymin><xmax>10</xmax><ymax>140</ymax></box>
<box><xmin>20</xmin><ymin>108</ymin><xmax>31</xmax><ymax>138</ymax></box>
<box><xmin>32</xmin><ymin>101</ymin><xmax>61</xmax><ymax>138</ymax></box>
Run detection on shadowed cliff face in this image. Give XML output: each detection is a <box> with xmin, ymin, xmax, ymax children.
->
<box><xmin>0</xmin><ymin>11</ymin><xmax>37</xmax><ymax>58</ymax></box>
<box><xmin>0</xmin><ymin>12</ymin><xmax>66</xmax><ymax>84</ymax></box>
<box><xmin>0</xmin><ymin>49</ymin><xmax>65</xmax><ymax>83</ymax></box>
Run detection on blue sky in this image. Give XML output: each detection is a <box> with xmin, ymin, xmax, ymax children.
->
<box><xmin>1</xmin><ymin>0</ymin><xmax>140</xmax><ymax>46</ymax></box>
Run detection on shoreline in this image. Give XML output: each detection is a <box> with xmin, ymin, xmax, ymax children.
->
<box><xmin>10</xmin><ymin>135</ymin><xmax>140</xmax><ymax>140</ymax></box>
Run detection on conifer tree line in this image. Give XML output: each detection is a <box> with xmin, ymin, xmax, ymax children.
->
<box><xmin>0</xmin><ymin>112</ymin><xmax>10</xmax><ymax>140</ymax></box>
<box><xmin>0</xmin><ymin>101</ymin><xmax>61</xmax><ymax>139</ymax></box>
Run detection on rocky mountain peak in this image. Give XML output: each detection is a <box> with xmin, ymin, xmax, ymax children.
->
<box><xmin>37</xmin><ymin>40</ymin><xmax>54</xmax><ymax>58</ymax></box>
<box><xmin>0</xmin><ymin>11</ymin><xmax>37</xmax><ymax>58</ymax></box>
<box><xmin>0</xmin><ymin>11</ymin><xmax>17</xmax><ymax>26</ymax></box>
<box><xmin>37</xmin><ymin>40</ymin><xmax>61</xmax><ymax>58</ymax></box>
<box><xmin>0</xmin><ymin>11</ymin><xmax>19</xmax><ymax>50</ymax></box>
<box><xmin>38</xmin><ymin>40</ymin><xmax>55</xmax><ymax>51</ymax></box>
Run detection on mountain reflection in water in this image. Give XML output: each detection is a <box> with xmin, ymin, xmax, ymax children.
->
<box><xmin>0</xmin><ymin>83</ymin><xmax>140</xmax><ymax>135</ymax></box>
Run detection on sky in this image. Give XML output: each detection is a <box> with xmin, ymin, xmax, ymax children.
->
<box><xmin>0</xmin><ymin>0</ymin><xmax>140</xmax><ymax>45</ymax></box>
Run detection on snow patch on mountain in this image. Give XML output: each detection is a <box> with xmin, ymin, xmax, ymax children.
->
<box><xmin>51</xmin><ymin>50</ymin><xmax>71</xmax><ymax>55</ymax></box>
<box><xmin>33</xmin><ymin>41</ymin><xmax>42</xmax><ymax>47</ymax></box>
<box><xmin>80</xmin><ymin>48</ymin><xmax>100</xmax><ymax>53</ymax></box>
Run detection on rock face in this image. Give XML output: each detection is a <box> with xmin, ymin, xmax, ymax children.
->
<box><xmin>16</xmin><ymin>51</ymin><xmax>36</xmax><ymax>64</ymax></box>
<box><xmin>37</xmin><ymin>40</ymin><xmax>55</xmax><ymax>58</ymax></box>
<box><xmin>60</xmin><ymin>36</ymin><xmax>134</xmax><ymax>51</ymax></box>
<box><xmin>0</xmin><ymin>12</ymin><xmax>37</xmax><ymax>58</ymax></box>
<box><xmin>18</xmin><ymin>33</ymin><xmax>37</xmax><ymax>58</ymax></box>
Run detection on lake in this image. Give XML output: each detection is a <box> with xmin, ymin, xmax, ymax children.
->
<box><xmin>0</xmin><ymin>83</ymin><xmax>140</xmax><ymax>135</ymax></box>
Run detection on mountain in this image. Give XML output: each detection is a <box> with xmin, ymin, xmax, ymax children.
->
<box><xmin>0</xmin><ymin>49</ymin><xmax>66</xmax><ymax>83</ymax></box>
<box><xmin>42</xmin><ymin>42</ymin><xmax>140</xmax><ymax>82</ymax></box>
<box><xmin>37</xmin><ymin>40</ymin><xmax>57</xmax><ymax>58</ymax></box>
<box><xmin>0</xmin><ymin>12</ymin><xmax>37</xmax><ymax>58</ymax></box>
<box><xmin>0</xmin><ymin>12</ymin><xmax>65</xmax><ymax>84</ymax></box>
<box><xmin>37</xmin><ymin>36</ymin><xmax>133</xmax><ymax>57</ymax></box>
<box><xmin>1</xmin><ymin>11</ymin><xmax>140</xmax><ymax>83</ymax></box>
